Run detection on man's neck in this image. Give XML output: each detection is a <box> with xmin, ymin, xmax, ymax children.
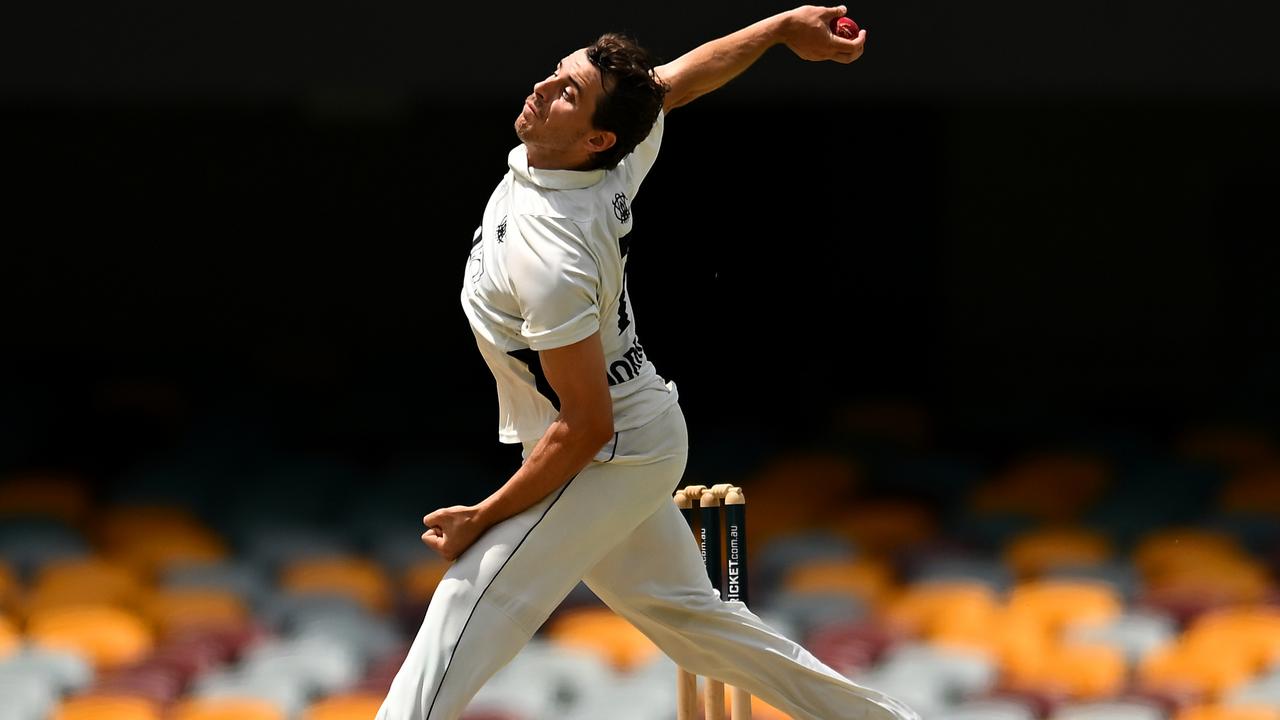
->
<box><xmin>524</xmin><ymin>143</ymin><xmax>592</xmax><ymax>172</ymax></box>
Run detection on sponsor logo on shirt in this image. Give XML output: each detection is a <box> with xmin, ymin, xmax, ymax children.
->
<box><xmin>607</xmin><ymin>338</ymin><xmax>647</xmax><ymax>387</ymax></box>
<box><xmin>612</xmin><ymin>193</ymin><xmax>630</xmax><ymax>223</ymax></box>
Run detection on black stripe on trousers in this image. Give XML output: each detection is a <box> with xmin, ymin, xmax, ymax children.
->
<box><xmin>424</xmin><ymin>473</ymin><xmax>580</xmax><ymax>719</ymax></box>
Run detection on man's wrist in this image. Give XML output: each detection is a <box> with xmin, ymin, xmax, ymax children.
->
<box><xmin>770</xmin><ymin>9</ymin><xmax>800</xmax><ymax>47</ymax></box>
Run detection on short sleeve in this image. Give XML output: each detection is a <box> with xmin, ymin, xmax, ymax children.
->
<box><xmin>509</xmin><ymin>214</ymin><xmax>601</xmax><ymax>351</ymax></box>
<box><xmin>615</xmin><ymin>110</ymin><xmax>664</xmax><ymax>200</ymax></box>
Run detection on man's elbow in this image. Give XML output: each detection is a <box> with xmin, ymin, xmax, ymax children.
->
<box><xmin>562</xmin><ymin>407</ymin><xmax>615</xmax><ymax>447</ymax></box>
<box><xmin>588</xmin><ymin>413</ymin><xmax>616</xmax><ymax>447</ymax></box>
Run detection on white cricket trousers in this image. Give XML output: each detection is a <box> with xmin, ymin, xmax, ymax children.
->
<box><xmin>376</xmin><ymin>403</ymin><xmax>918</xmax><ymax>720</ymax></box>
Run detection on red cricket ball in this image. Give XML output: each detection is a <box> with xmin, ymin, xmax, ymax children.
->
<box><xmin>831</xmin><ymin>16</ymin><xmax>860</xmax><ymax>39</ymax></box>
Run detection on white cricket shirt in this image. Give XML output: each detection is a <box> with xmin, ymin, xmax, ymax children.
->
<box><xmin>461</xmin><ymin>111</ymin><xmax>678</xmax><ymax>456</ymax></box>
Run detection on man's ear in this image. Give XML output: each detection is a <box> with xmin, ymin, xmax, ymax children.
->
<box><xmin>586</xmin><ymin>130</ymin><xmax>617</xmax><ymax>155</ymax></box>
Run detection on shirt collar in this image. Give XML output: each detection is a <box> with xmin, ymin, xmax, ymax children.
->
<box><xmin>508</xmin><ymin>145</ymin><xmax>605</xmax><ymax>190</ymax></box>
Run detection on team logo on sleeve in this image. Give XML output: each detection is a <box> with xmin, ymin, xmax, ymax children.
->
<box><xmin>496</xmin><ymin>216</ymin><xmax>507</xmax><ymax>243</ymax></box>
<box><xmin>612</xmin><ymin>193</ymin><xmax>630</xmax><ymax>222</ymax></box>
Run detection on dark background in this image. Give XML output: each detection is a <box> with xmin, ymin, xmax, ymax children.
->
<box><xmin>4</xmin><ymin>0</ymin><xmax>1279</xmax><ymax>487</ymax></box>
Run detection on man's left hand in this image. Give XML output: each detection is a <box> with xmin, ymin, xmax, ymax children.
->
<box><xmin>421</xmin><ymin>505</ymin><xmax>488</xmax><ymax>561</ymax></box>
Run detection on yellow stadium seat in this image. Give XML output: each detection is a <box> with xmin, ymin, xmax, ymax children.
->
<box><xmin>829</xmin><ymin>500</ymin><xmax>936</xmax><ymax>556</ymax></box>
<box><xmin>545</xmin><ymin>607</ymin><xmax>659</xmax><ymax>672</ymax></box>
<box><xmin>1220</xmin><ymin>466</ymin><xmax>1280</xmax><ymax>515</ymax></box>
<box><xmin>141</xmin><ymin>589</ymin><xmax>248</xmax><ymax>638</ymax></box>
<box><xmin>931</xmin><ymin>606</ymin><xmax>1053</xmax><ymax>677</ymax></box>
<box><xmin>1007</xmin><ymin>643</ymin><xmax>1126</xmax><ymax>700</ymax></box>
<box><xmin>782</xmin><ymin>559</ymin><xmax>895</xmax><ymax>608</ymax></box>
<box><xmin>1183</xmin><ymin>606</ymin><xmax>1280</xmax><ymax>672</ymax></box>
<box><xmin>27</xmin><ymin>558</ymin><xmax>146</xmax><ymax>616</ymax></box>
<box><xmin>882</xmin><ymin>581</ymin><xmax>1000</xmax><ymax>637</ymax></box>
<box><xmin>303</xmin><ymin>694</ymin><xmax>386</xmax><ymax>720</ymax></box>
<box><xmin>970</xmin><ymin>454</ymin><xmax>1110</xmax><ymax>522</ymax></box>
<box><xmin>1175</xmin><ymin>706</ymin><xmax>1280</xmax><ymax>720</ymax></box>
<box><xmin>0</xmin><ymin>613</ymin><xmax>19</xmax><ymax>659</ymax></box>
<box><xmin>0</xmin><ymin>561</ymin><xmax>16</xmax><ymax>613</ymax></box>
<box><xmin>742</xmin><ymin>453</ymin><xmax>861</xmax><ymax>547</ymax></box>
<box><xmin>0</xmin><ymin>473</ymin><xmax>89</xmax><ymax>523</ymax></box>
<box><xmin>28</xmin><ymin>605</ymin><xmax>154</xmax><ymax>670</ymax></box>
<box><xmin>1135</xmin><ymin>529</ymin><xmax>1247</xmax><ymax>580</ymax></box>
<box><xmin>1007</xmin><ymin>580</ymin><xmax>1122</xmax><ymax>634</ymax></box>
<box><xmin>281</xmin><ymin>557</ymin><xmax>393</xmax><ymax>614</ymax></box>
<box><xmin>96</xmin><ymin>506</ymin><xmax>228</xmax><ymax>576</ymax></box>
<box><xmin>54</xmin><ymin>696</ymin><xmax>162</xmax><ymax>720</ymax></box>
<box><xmin>403</xmin><ymin>559</ymin><xmax>451</xmax><ymax>605</ymax></box>
<box><xmin>1139</xmin><ymin>644</ymin><xmax>1254</xmax><ymax>698</ymax></box>
<box><xmin>170</xmin><ymin>698</ymin><xmax>285</xmax><ymax>720</ymax></box>
<box><xmin>1004</xmin><ymin>527</ymin><xmax>1112</xmax><ymax>577</ymax></box>
<box><xmin>1149</xmin><ymin>557</ymin><xmax>1272</xmax><ymax>605</ymax></box>
<box><xmin>1179</xmin><ymin>426</ymin><xmax>1278</xmax><ymax>470</ymax></box>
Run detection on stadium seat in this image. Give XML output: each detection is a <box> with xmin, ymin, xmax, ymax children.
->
<box><xmin>1181</xmin><ymin>606</ymin><xmax>1280</xmax><ymax>673</ymax></box>
<box><xmin>754</xmin><ymin>530</ymin><xmax>858</xmax><ymax>599</ymax></box>
<box><xmin>1174</xmin><ymin>706</ymin><xmax>1280</xmax><ymax>720</ymax></box>
<box><xmin>1007</xmin><ymin>579</ymin><xmax>1123</xmax><ymax>634</ymax></box>
<box><xmin>0</xmin><ymin>672</ymin><xmax>57</xmax><ymax>720</ymax></box>
<box><xmin>1065</xmin><ymin>611</ymin><xmax>1178</xmax><ymax>663</ymax></box>
<box><xmin>970</xmin><ymin>454</ymin><xmax>1111</xmax><ymax>522</ymax></box>
<box><xmin>829</xmin><ymin>499</ymin><xmax>936</xmax><ymax>556</ymax></box>
<box><xmin>883</xmin><ymin>580</ymin><xmax>1000</xmax><ymax>638</ymax></box>
<box><xmin>1046</xmin><ymin>562</ymin><xmax>1142</xmax><ymax>601</ymax></box>
<box><xmin>292</xmin><ymin>605</ymin><xmax>403</xmax><ymax>663</ymax></box>
<box><xmin>807</xmin><ymin>620</ymin><xmax>906</xmax><ymax>671</ymax></box>
<box><xmin>781</xmin><ymin>558</ymin><xmax>895</xmax><ymax>608</ymax></box>
<box><xmin>0</xmin><ymin>517</ymin><xmax>88</xmax><ymax>586</ymax></box>
<box><xmin>468</xmin><ymin>639</ymin><xmax>615</xmax><ymax>720</ymax></box>
<box><xmin>162</xmin><ymin>561</ymin><xmax>272</xmax><ymax>608</ymax></box>
<box><xmin>1005</xmin><ymin>527</ymin><xmax>1113</xmax><ymax>578</ymax></box>
<box><xmin>26</xmin><ymin>558</ymin><xmax>146</xmax><ymax>615</ymax></box>
<box><xmin>0</xmin><ymin>613</ymin><xmax>17</xmax><ymax>658</ymax></box>
<box><xmin>141</xmin><ymin>589</ymin><xmax>248</xmax><ymax>638</ymax></box>
<box><xmin>937</xmin><ymin>700</ymin><xmax>1036</xmax><ymax>720</ymax></box>
<box><xmin>909</xmin><ymin>554</ymin><xmax>1015</xmax><ymax>591</ymax></box>
<box><xmin>52</xmin><ymin>696</ymin><xmax>162</xmax><ymax>720</ymax></box>
<box><xmin>0</xmin><ymin>561</ymin><xmax>16</xmax><ymax>613</ymax></box>
<box><xmin>402</xmin><ymin>557</ymin><xmax>452</xmax><ymax>606</ymax></box>
<box><xmin>0</xmin><ymin>645</ymin><xmax>94</xmax><ymax>694</ymax></box>
<box><xmin>27</xmin><ymin>605</ymin><xmax>154</xmax><ymax>670</ymax></box>
<box><xmin>1050</xmin><ymin>700</ymin><xmax>1166</xmax><ymax>719</ymax></box>
<box><xmin>931</xmin><ymin>606</ymin><xmax>1053</xmax><ymax>679</ymax></box>
<box><xmin>191</xmin><ymin>671</ymin><xmax>308</xmax><ymax>718</ymax></box>
<box><xmin>303</xmin><ymin>693</ymin><xmax>386</xmax><ymax>720</ymax></box>
<box><xmin>876</xmin><ymin>642</ymin><xmax>998</xmax><ymax>699</ymax></box>
<box><xmin>1178</xmin><ymin>426</ymin><xmax>1277</xmax><ymax>471</ymax></box>
<box><xmin>1008</xmin><ymin>644</ymin><xmax>1127</xmax><ymax>700</ymax></box>
<box><xmin>1220</xmin><ymin>466</ymin><xmax>1280</xmax><ymax>516</ymax></box>
<box><xmin>760</xmin><ymin>590</ymin><xmax>867</xmax><ymax>639</ymax></box>
<box><xmin>241</xmin><ymin>526</ymin><xmax>354</xmax><ymax>573</ymax></box>
<box><xmin>1227</xmin><ymin>668</ymin><xmax>1280</xmax><ymax>706</ymax></box>
<box><xmin>281</xmin><ymin>556</ymin><xmax>394</xmax><ymax>614</ymax></box>
<box><xmin>545</xmin><ymin>606</ymin><xmax>660</xmax><ymax>672</ymax></box>
<box><xmin>89</xmin><ymin>663</ymin><xmax>184</xmax><ymax>705</ymax></box>
<box><xmin>238</xmin><ymin>634</ymin><xmax>363</xmax><ymax>694</ymax></box>
<box><xmin>741</xmin><ymin>452</ymin><xmax>861</xmax><ymax>547</ymax></box>
<box><xmin>0</xmin><ymin>474</ymin><xmax>89</xmax><ymax>524</ymax></box>
<box><xmin>1139</xmin><ymin>643</ymin><xmax>1254</xmax><ymax>698</ymax></box>
<box><xmin>169</xmin><ymin>698</ymin><xmax>286</xmax><ymax>720</ymax></box>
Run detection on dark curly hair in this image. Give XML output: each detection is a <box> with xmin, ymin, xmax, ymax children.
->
<box><xmin>585</xmin><ymin>33</ymin><xmax>669</xmax><ymax>171</ymax></box>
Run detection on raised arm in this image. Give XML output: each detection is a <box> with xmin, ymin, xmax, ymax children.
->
<box><xmin>655</xmin><ymin>5</ymin><xmax>867</xmax><ymax>113</ymax></box>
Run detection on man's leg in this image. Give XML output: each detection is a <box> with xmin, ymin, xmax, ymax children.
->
<box><xmin>582</xmin><ymin>500</ymin><xmax>921</xmax><ymax>720</ymax></box>
<box><xmin>376</xmin><ymin>412</ymin><xmax>690</xmax><ymax>720</ymax></box>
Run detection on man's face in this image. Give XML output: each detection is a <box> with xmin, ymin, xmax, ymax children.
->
<box><xmin>515</xmin><ymin>48</ymin><xmax>611</xmax><ymax>163</ymax></box>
